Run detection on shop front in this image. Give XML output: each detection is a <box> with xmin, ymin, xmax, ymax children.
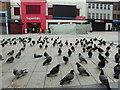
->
<box><xmin>21</xmin><ymin>0</ymin><xmax>46</xmax><ymax>34</ymax></box>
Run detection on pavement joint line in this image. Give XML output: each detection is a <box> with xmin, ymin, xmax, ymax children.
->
<box><xmin>25</xmin><ymin>57</ymin><xmax>40</xmax><ymax>88</ymax></box>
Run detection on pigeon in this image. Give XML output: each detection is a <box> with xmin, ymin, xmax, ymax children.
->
<box><xmin>78</xmin><ymin>53</ymin><xmax>87</xmax><ymax>64</ymax></box>
<box><xmin>19</xmin><ymin>47</ymin><xmax>25</xmax><ymax>52</ymax></box>
<box><xmin>13</xmin><ymin>41</ymin><xmax>17</xmax><ymax>45</ymax></box>
<box><xmin>99</xmin><ymin>69</ymin><xmax>111</xmax><ymax>90</ymax></box>
<box><xmin>114</xmin><ymin>63</ymin><xmax>120</xmax><ymax>79</ymax></box>
<box><xmin>13</xmin><ymin>69</ymin><xmax>28</xmax><ymax>79</ymax></box>
<box><xmin>106</xmin><ymin>46</ymin><xmax>111</xmax><ymax>51</ymax></box>
<box><xmin>32</xmin><ymin>41</ymin><xmax>35</xmax><ymax>45</ymax></box>
<box><xmin>15</xmin><ymin>51</ymin><xmax>21</xmax><ymax>59</ymax></box>
<box><xmin>39</xmin><ymin>44</ymin><xmax>43</xmax><ymax>49</ymax></box>
<box><xmin>114</xmin><ymin>53</ymin><xmax>120</xmax><ymax>63</ymax></box>
<box><xmin>47</xmin><ymin>64</ymin><xmax>60</xmax><ymax>77</ymax></box>
<box><xmin>63</xmin><ymin>56</ymin><xmax>69</xmax><ymax>64</ymax></box>
<box><xmin>105</xmin><ymin>51</ymin><xmax>110</xmax><ymax>58</ymax></box>
<box><xmin>68</xmin><ymin>49</ymin><xmax>72</xmax><ymax>57</ymax></box>
<box><xmin>6</xmin><ymin>56</ymin><xmax>14</xmax><ymax>63</ymax></box>
<box><xmin>98</xmin><ymin>53</ymin><xmax>108</xmax><ymax>63</ymax></box>
<box><xmin>60</xmin><ymin>70</ymin><xmax>74</xmax><ymax>85</ymax></box>
<box><xmin>88</xmin><ymin>50</ymin><xmax>93</xmax><ymax>58</ymax></box>
<box><xmin>70</xmin><ymin>43</ymin><xmax>72</xmax><ymax>46</ymax></box>
<box><xmin>7</xmin><ymin>50</ymin><xmax>14</xmax><ymax>55</ymax></box>
<box><xmin>71</xmin><ymin>46</ymin><xmax>75</xmax><ymax>52</ymax></box>
<box><xmin>82</xmin><ymin>47</ymin><xmax>86</xmax><ymax>52</ymax></box>
<box><xmin>59</xmin><ymin>43</ymin><xmax>63</xmax><ymax>48</ymax></box>
<box><xmin>34</xmin><ymin>54</ymin><xmax>42</xmax><ymax>58</ymax></box>
<box><xmin>58</xmin><ymin>48</ymin><xmax>62</xmax><ymax>56</ymax></box>
<box><xmin>76</xmin><ymin>63</ymin><xmax>90</xmax><ymax>76</ymax></box>
<box><xmin>98</xmin><ymin>60</ymin><xmax>106</xmax><ymax>70</ymax></box>
<box><xmin>45</xmin><ymin>45</ymin><xmax>48</xmax><ymax>49</ymax></box>
<box><xmin>58</xmin><ymin>40</ymin><xmax>62</xmax><ymax>44</ymax></box>
<box><xmin>65</xmin><ymin>40</ymin><xmax>68</xmax><ymax>46</ymax></box>
<box><xmin>43</xmin><ymin>56</ymin><xmax>52</xmax><ymax>66</ymax></box>
<box><xmin>98</xmin><ymin>48</ymin><xmax>104</xmax><ymax>53</ymax></box>
<box><xmin>0</xmin><ymin>54</ymin><xmax>4</xmax><ymax>60</ymax></box>
<box><xmin>44</xmin><ymin>51</ymin><xmax>49</xmax><ymax>58</ymax></box>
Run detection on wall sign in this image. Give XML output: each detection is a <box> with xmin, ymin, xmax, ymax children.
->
<box><xmin>26</xmin><ymin>17</ymin><xmax>40</xmax><ymax>20</ymax></box>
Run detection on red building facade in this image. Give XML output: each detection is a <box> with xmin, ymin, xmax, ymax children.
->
<box><xmin>21</xmin><ymin>0</ymin><xmax>46</xmax><ymax>33</ymax></box>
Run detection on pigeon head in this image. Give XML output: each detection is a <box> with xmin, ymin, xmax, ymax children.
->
<box><xmin>56</xmin><ymin>64</ymin><xmax>60</xmax><ymax>67</ymax></box>
<box><xmin>100</xmin><ymin>69</ymin><xmax>104</xmax><ymax>75</ymax></box>
<box><xmin>70</xmin><ymin>70</ymin><xmax>74</xmax><ymax>73</ymax></box>
<box><xmin>76</xmin><ymin>63</ymin><xmax>81</xmax><ymax>67</ymax></box>
<box><xmin>79</xmin><ymin>53</ymin><xmax>81</xmax><ymax>56</ymax></box>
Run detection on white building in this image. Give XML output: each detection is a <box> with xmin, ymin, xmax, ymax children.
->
<box><xmin>86</xmin><ymin>1</ymin><xmax>113</xmax><ymax>31</ymax></box>
<box><xmin>87</xmin><ymin>3</ymin><xmax>113</xmax><ymax>20</ymax></box>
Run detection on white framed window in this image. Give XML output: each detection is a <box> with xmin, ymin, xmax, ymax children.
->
<box><xmin>88</xmin><ymin>13</ymin><xmax>91</xmax><ymax>19</ymax></box>
<box><xmin>96</xmin><ymin>13</ymin><xmax>99</xmax><ymax>19</ymax></box>
<box><xmin>100</xmin><ymin>13</ymin><xmax>102</xmax><ymax>19</ymax></box>
<box><xmin>104</xmin><ymin>14</ymin><xmax>106</xmax><ymax>19</ymax></box>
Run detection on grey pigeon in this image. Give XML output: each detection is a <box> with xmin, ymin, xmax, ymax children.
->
<box><xmin>44</xmin><ymin>51</ymin><xmax>49</xmax><ymax>58</ymax></box>
<box><xmin>15</xmin><ymin>51</ymin><xmax>21</xmax><ymax>59</ymax></box>
<box><xmin>114</xmin><ymin>63</ymin><xmax>120</xmax><ymax>79</ymax></box>
<box><xmin>34</xmin><ymin>54</ymin><xmax>42</xmax><ymax>58</ymax></box>
<box><xmin>76</xmin><ymin>63</ymin><xmax>89</xmax><ymax>76</ymax></box>
<box><xmin>63</xmin><ymin>56</ymin><xmax>69</xmax><ymax>64</ymax></box>
<box><xmin>6</xmin><ymin>56</ymin><xmax>14</xmax><ymax>63</ymax></box>
<box><xmin>0</xmin><ymin>54</ymin><xmax>4</xmax><ymax>60</ymax></box>
<box><xmin>13</xmin><ymin>69</ymin><xmax>28</xmax><ymax>79</ymax></box>
<box><xmin>60</xmin><ymin>70</ymin><xmax>74</xmax><ymax>85</ymax></box>
<box><xmin>78</xmin><ymin>53</ymin><xmax>87</xmax><ymax>64</ymax></box>
<box><xmin>99</xmin><ymin>69</ymin><xmax>111</xmax><ymax>90</ymax></box>
<box><xmin>43</xmin><ymin>56</ymin><xmax>52</xmax><ymax>66</ymax></box>
<box><xmin>7</xmin><ymin>50</ymin><xmax>14</xmax><ymax>55</ymax></box>
<box><xmin>58</xmin><ymin>48</ymin><xmax>62</xmax><ymax>56</ymax></box>
<box><xmin>47</xmin><ymin>64</ymin><xmax>60</xmax><ymax>77</ymax></box>
<box><xmin>98</xmin><ymin>60</ymin><xmax>106</xmax><ymax>70</ymax></box>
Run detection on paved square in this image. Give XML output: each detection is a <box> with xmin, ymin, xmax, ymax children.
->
<box><xmin>0</xmin><ymin>32</ymin><xmax>119</xmax><ymax>89</ymax></box>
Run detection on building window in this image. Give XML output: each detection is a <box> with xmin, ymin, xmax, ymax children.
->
<box><xmin>107</xmin><ymin>14</ymin><xmax>110</xmax><ymax>19</ymax></box>
<box><xmin>108</xmin><ymin>5</ymin><xmax>110</xmax><ymax>10</ymax></box>
<box><xmin>76</xmin><ymin>9</ymin><xmax>80</xmax><ymax>16</ymax></box>
<box><xmin>88</xmin><ymin>13</ymin><xmax>91</xmax><ymax>19</ymax></box>
<box><xmin>100</xmin><ymin>4</ymin><xmax>103</xmax><ymax>9</ymax></box>
<box><xmin>118</xmin><ymin>4</ymin><xmax>120</xmax><ymax>10</ymax></box>
<box><xmin>104</xmin><ymin>14</ymin><xmax>106</xmax><ymax>19</ymax></box>
<box><xmin>100</xmin><ymin>13</ymin><xmax>102</xmax><ymax>19</ymax></box>
<box><xmin>96</xmin><ymin>4</ymin><xmax>99</xmax><ymax>9</ymax></box>
<box><xmin>113</xmin><ymin>14</ymin><xmax>117</xmax><ymax>19</ymax></box>
<box><xmin>104</xmin><ymin>4</ymin><xmax>106</xmax><ymax>9</ymax></box>
<box><xmin>14</xmin><ymin>7</ymin><xmax>20</xmax><ymax>15</ymax></box>
<box><xmin>117</xmin><ymin>14</ymin><xmax>120</xmax><ymax>19</ymax></box>
<box><xmin>92</xmin><ymin>13</ymin><xmax>95</xmax><ymax>19</ymax></box>
<box><xmin>26</xmin><ymin>5</ymin><xmax>40</xmax><ymax>14</ymax></box>
<box><xmin>48</xmin><ymin>8</ymin><xmax>53</xmax><ymax>15</ymax></box>
<box><xmin>96</xmin><ymin>13</ymin><xmax>99</xmax><ymax>19</ymax></box>
<box><xmin>113</xmin><ymin>5</ymin><xmax>117</xmax><ymax>10</ymax></box>
<box><xmin>92</xmin><ymin>3</ymin><xmax>95</xmax><ymax>9</ymax></box>
<box><xmin>88</xmin><ymin>3</ymin><xmax>91</xmax><ymax>8</ymax></box>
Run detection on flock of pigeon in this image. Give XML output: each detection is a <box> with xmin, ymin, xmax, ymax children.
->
<box><xmin>0</xmin><ymin>36</ymin><xmax>120</xmax><ymax>89</ymax></box>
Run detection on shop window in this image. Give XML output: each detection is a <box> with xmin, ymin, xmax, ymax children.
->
<box><xmin>96</xmin><ymin>13</ymin><xmax>99</xmax><ymax>19</ymax></box>
<box><xmin>100</xmin><ymin>13</ymin><xmax>102</xmax><ymax>19</ymax></box>
<box><xmin>14</xmin><ymin>7</ymin><xmax>20</xmax><ymax>15</ymax></box>
<box><xmin>88</xmin><ymin>13</ymin><xmax>91</xmax><ymax>19</ymax></box>
<box><xmin>107</xmin><ymin>14</ymin><xmax>110</xmax><ymax>19</ymax></box>
<box><xmin>26</xmin><ymin>5</ymin><xmax>40</xmax><ymax>14</ymax></box>
<box><xmin>104</xmin><ymin>14</ymin><xmax>106</xmax><ymax>19</ymax></box>
<box><xmin>92</xmin><ymin>13</ymin><xmax>95</xmax><ymax>19</ymax></box>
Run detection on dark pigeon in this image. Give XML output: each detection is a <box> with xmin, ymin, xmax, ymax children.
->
<box><xmin>43</xmin><ymin>56</ymin><xmax>52</xmax><ymax>66</ymax></box>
